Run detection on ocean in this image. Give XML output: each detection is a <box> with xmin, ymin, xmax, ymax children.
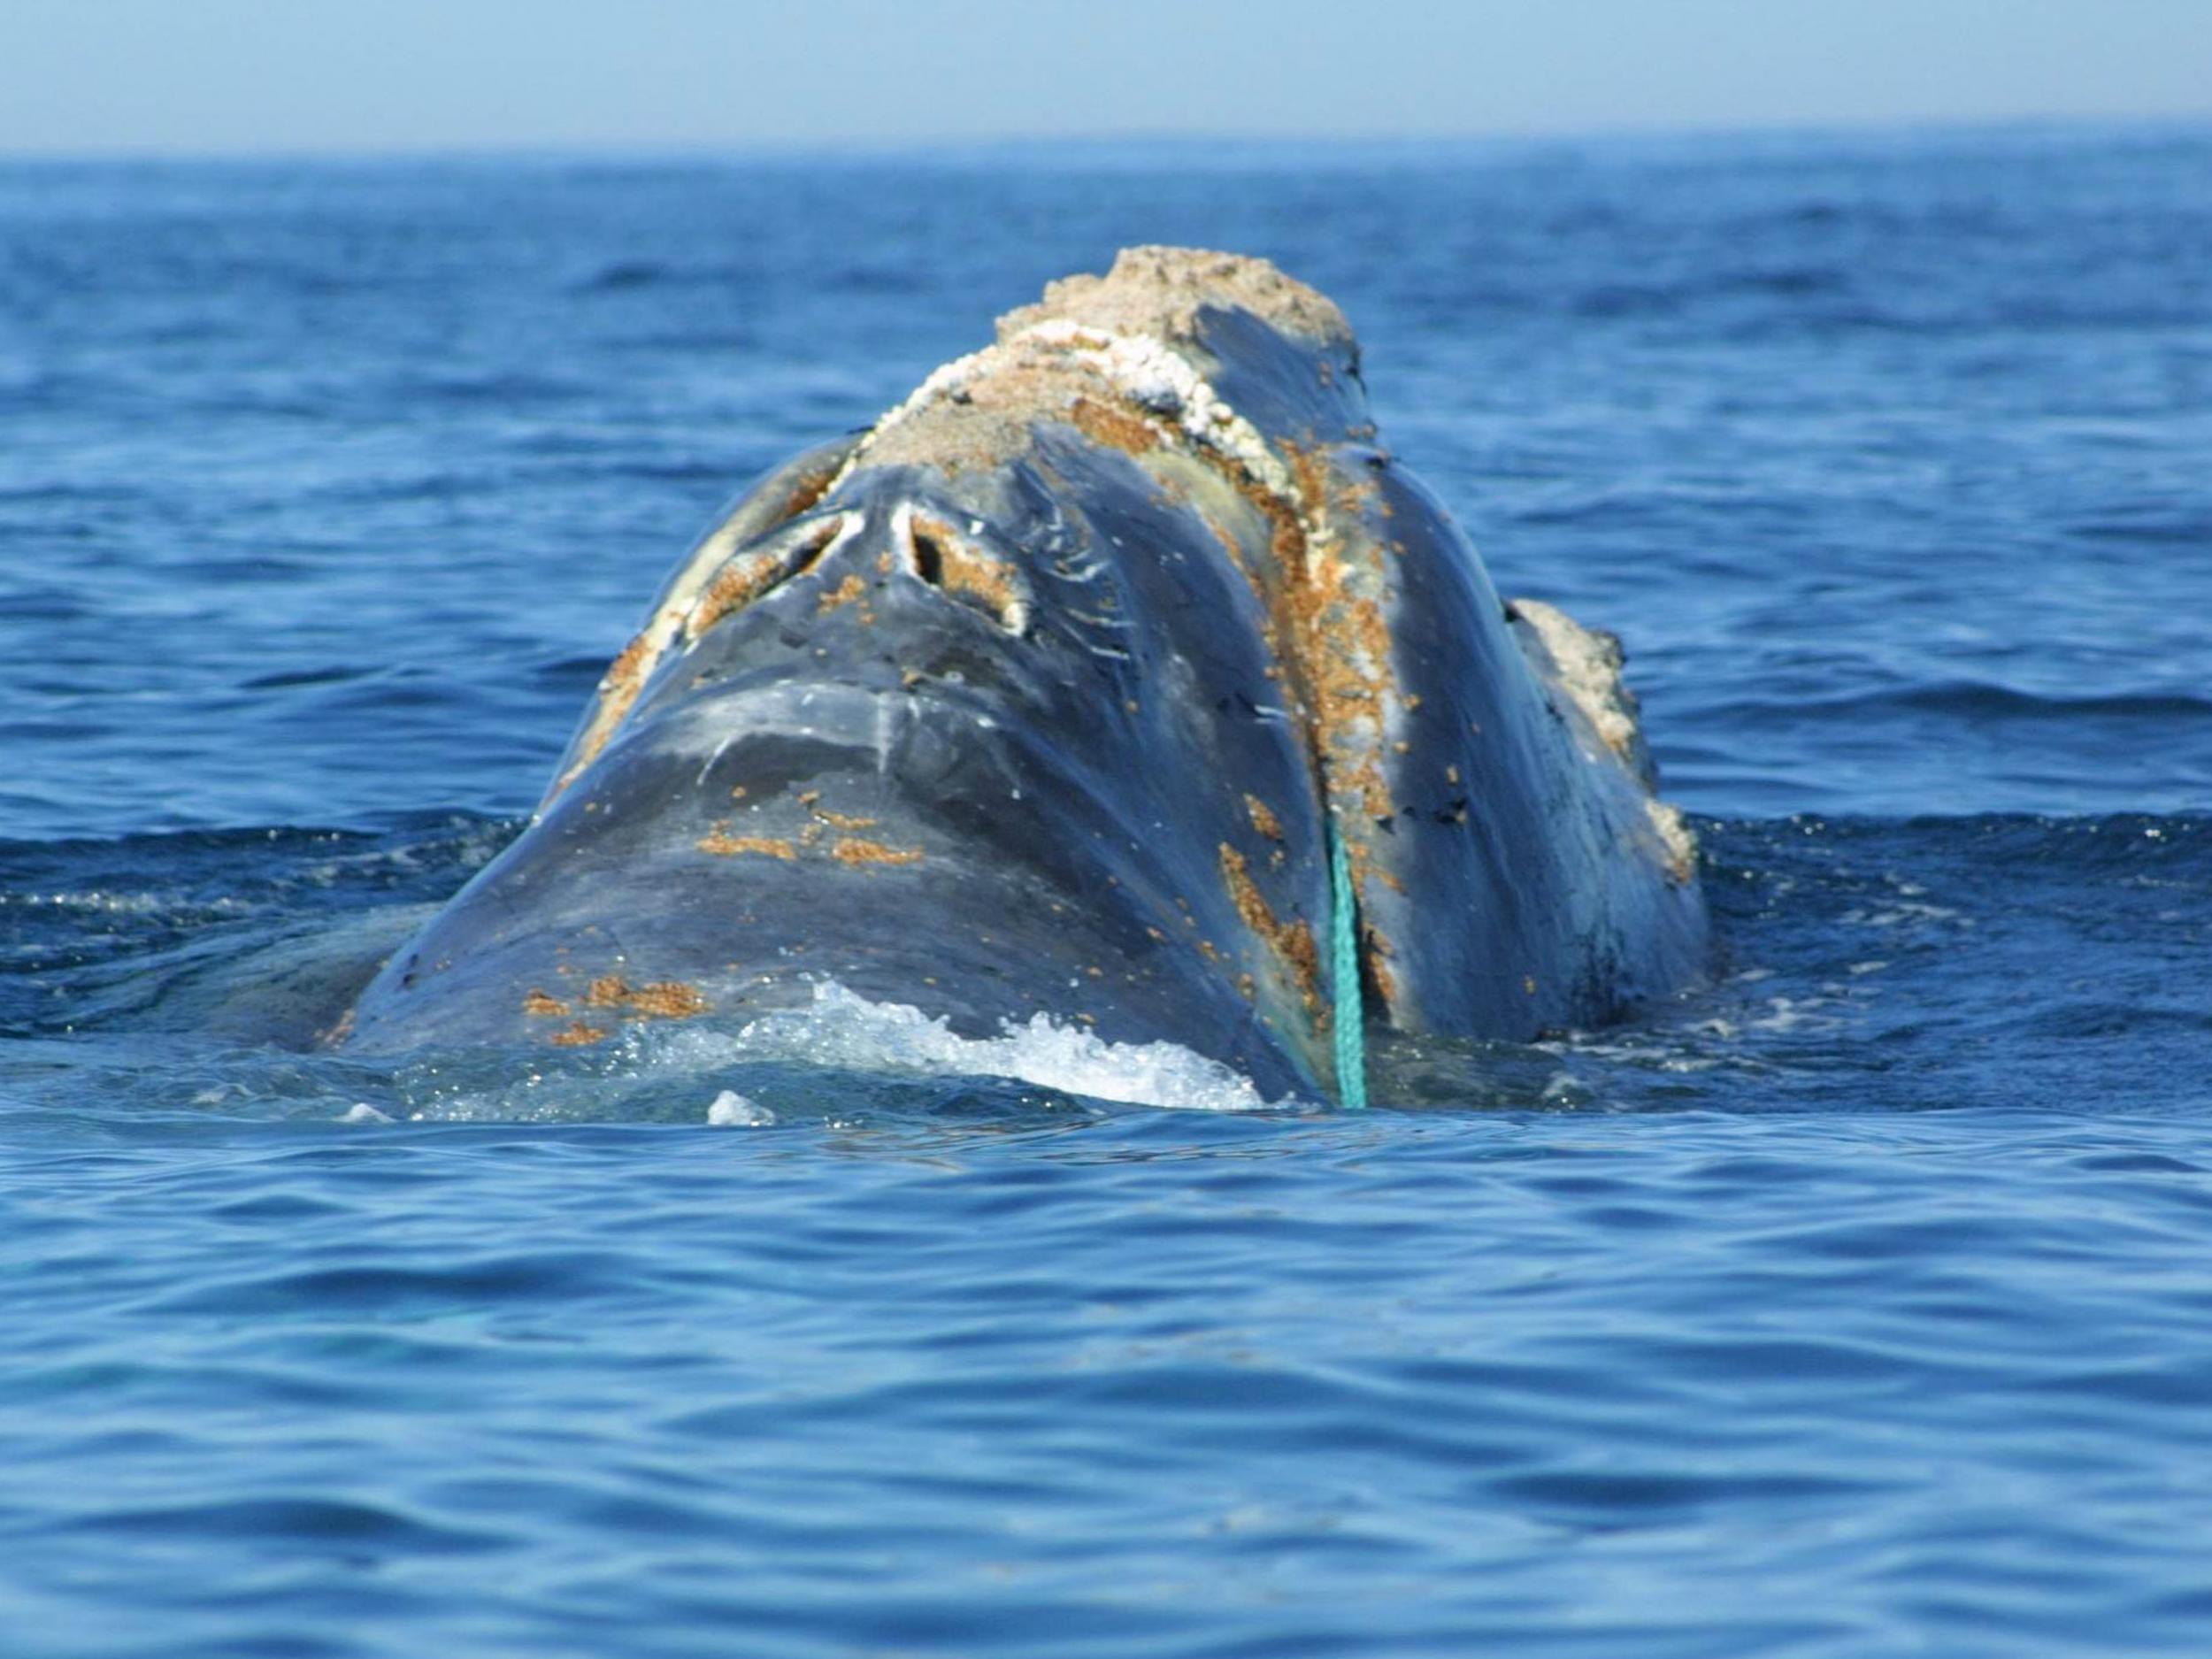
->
<box><xmin>4</xmin><ymin>124</ymin><xmax>2210</xmax><ymax>1655</ymax></box>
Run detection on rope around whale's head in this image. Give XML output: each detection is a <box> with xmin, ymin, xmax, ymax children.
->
<box><xmin>1326</xmin><ymin>818</ymin><xmax>1369</xmax><ymax>1110</ymax></box>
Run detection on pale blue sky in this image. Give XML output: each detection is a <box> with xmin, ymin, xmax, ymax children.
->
<box><xmin>2</xmin><ymin>0</ymin><xmax>2206</xmax><ymax>155</ymax></box>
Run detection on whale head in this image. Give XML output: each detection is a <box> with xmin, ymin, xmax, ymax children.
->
<box><xmin>342</xmin><ymin>249</ymin><xmax>1705</xmax><ymax>1098</ymax></box>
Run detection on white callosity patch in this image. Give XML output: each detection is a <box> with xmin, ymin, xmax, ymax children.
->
<box><xmin>1509</xmin><ymin>598</ymin><xmax>1699</xmax><ymax>880</ymax></box>
<box><xmin>1029</xmin><ymin>321</ymin><xmax>1298</xmax><ymax>502</ymax></box>
<box><xmin>1509</xmin><ymin>600</ymin><xmax>1647</xmax><ymax>773</ymax></box>
<box><xmin>828</xmin><ymin>319</ymin><xmax>1300</xmax><ymax>529</ymax></box>
<box><xmin>700</xmin><ymin>979</ymin><xmax>1297</xmax><ymax>1112</ymax></box>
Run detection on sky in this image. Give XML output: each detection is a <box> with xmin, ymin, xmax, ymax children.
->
<box><xmin>0</xmin><ymin>0</ymin><xmax>2206</xmax><ymax>156</ymax></box>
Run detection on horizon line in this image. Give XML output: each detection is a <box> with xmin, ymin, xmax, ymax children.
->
<box><xmin>3</xmin><ymin>110</ymin><xmax>2206</xmax><ymax>168</ymax></box>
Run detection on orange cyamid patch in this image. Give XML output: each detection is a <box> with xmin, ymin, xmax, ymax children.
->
<box><xmin>546</xmin><ymin>630</ymin><xmax>657</xmax><ymax>801</ymax></box>
<box><xmin>566</xmin><ymin>973</ymin><xmax>710</xmax><ymax>1023</ymax></box>
<box><xmin>626</xmin><ymin>980</ymin><xmax>708</xmax><ymax>1018</ymax></box>
<box><xmin>1067</xmin><ymin>395</ymin><xmax>1163</xmax><ymax>457</ymax></box>
<box><xmin>691</xmin><ymin>558</ymin><xmax>787</xmax><ymax>637</ymax></box>
<box><xmin>1217</xmin><ymin>842</ymin><xmax>1322</xmax><ymax>1023</ymax></box>
<box><xmin>816</xmin><ymin>572</ymin><xmax>868</xmax><ymax>613</ymax></box>
<box><xmin>697</xmin><ymin>826</ymin><xmax>797</xmax><ymax>859</ymax></box>
<box><xmin>830</xmin><ymin>838</ymin><xmax>925</xmax><ymax>867</ymax></box>
<box><xmin>582</xmin><ymin>974</ymin><xmax>632</xmax><ymax>1008</ymax></box>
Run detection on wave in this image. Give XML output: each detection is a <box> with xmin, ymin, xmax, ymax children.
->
<box><xmin>395</xmin><ymin>979</ymin><xmax>1300</xmax><ymax>1123</ymax></box>
<box><xmin>1705</xmin><ymin>680</ymin><xmax>2212</xmax><ymax>724</ymax></box>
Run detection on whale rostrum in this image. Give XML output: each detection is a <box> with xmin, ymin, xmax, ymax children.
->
<box><xmin>342</xmin><ymin>247</ymin><xmax>1707</xmax><ymax>1100</ymax></box>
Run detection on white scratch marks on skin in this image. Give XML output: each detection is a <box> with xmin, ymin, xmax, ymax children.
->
<box><xmin>875</xmin><ymin>693</ymin><xmax>899</xmax><ymax>778</ymax></box>
<box><xmin>1063</xmin><ymin>607</ymin><xmax>1128</xmax><ymax>631</ymax></box>
<box><xmin>692</xmin><ymin>719</ymin><xmax>757</xmax><ymax>791</ymax></box>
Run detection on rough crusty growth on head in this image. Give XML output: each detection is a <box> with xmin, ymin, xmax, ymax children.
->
<box><xmin>1066</xmin><ymin>396</ymin><xmax>1162</xmax><ymax>457</ymax></box>
<box><xmin>547</xmin><ymin>631</ymin><xmax>655</xmax><ymax>799</ymax></box>
<box><xmin>857</xmin><ymin>350</ymin><xmax>1091</xmax><ymax>475</ymax></box>
<box><xmin>1508</xmin><ymin>598</ymin><xmax>1699</xmax><ymax>881</ymax></box>
<box><xmin>1269</xmin><ymin>439</ymin><xmax>1401</xmax><ymax>828</ymax></box>
<box><xmin>1506</xmin><ymin>601</ymin><xmax>1654</xmax><ymax>785</ymax></box>
<box><xmin>694</xmin><ymin>549</ymin><xmax>796</xmax><ymax>636</ymax></box>
<box><xmin>852</xmin><ymin>248</ymin><xmax>1348</xmax><ymax>477</ymax></box>
<box><xmin>997</xmin><ymin>246</ymin><xmax>1354</xmax><ymax>349</ymax></box>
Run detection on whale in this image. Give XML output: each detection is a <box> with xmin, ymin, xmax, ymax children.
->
<box><xmin>340</xmin><ymin>248</ymin><xmax>1706</xmax><ymax>1102</ymax></box>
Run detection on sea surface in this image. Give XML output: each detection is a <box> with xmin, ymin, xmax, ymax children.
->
<box><xmin>4</xmin><ymin>125</ymin><xmax>2210</xmax><ymax>1655</ymax></box>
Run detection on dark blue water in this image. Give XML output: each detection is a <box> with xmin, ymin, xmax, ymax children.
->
<box><xmin>4</xmin><ymin>126</ymin><xmax>2211</xmax><ymax>1655</ymax></box>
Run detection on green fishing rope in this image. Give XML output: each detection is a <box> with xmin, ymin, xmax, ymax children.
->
<box><xmin>1327</xmin><ymin>823</ymin><xmax>1369</xmax><ymax>1110</ymax></box>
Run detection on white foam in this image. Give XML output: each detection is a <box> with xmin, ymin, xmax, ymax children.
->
<box><xmin>338</xmin><ymin>1102</ymin><xmax>393</xmax><ymax>1125</ymax></box>
<box><xmin>673</xmin><ymin>979</ymin><xmax>1295</xmax><ymax>1113</ymax></box>
<box><xmin>705</xmin><ymin>1089</ymin><xmax>775</xmax><ymax>1127</ymax></box>
<box><xmin>1</xmin><ymin>889</ymin><xmax>246</xmax><ymax>916</ymax></box>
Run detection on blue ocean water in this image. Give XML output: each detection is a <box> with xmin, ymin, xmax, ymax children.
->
<box><xmin>4</xmin><ymin>124</ymin><xmax>2211</xmax><ymax>1655</ymax></box>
